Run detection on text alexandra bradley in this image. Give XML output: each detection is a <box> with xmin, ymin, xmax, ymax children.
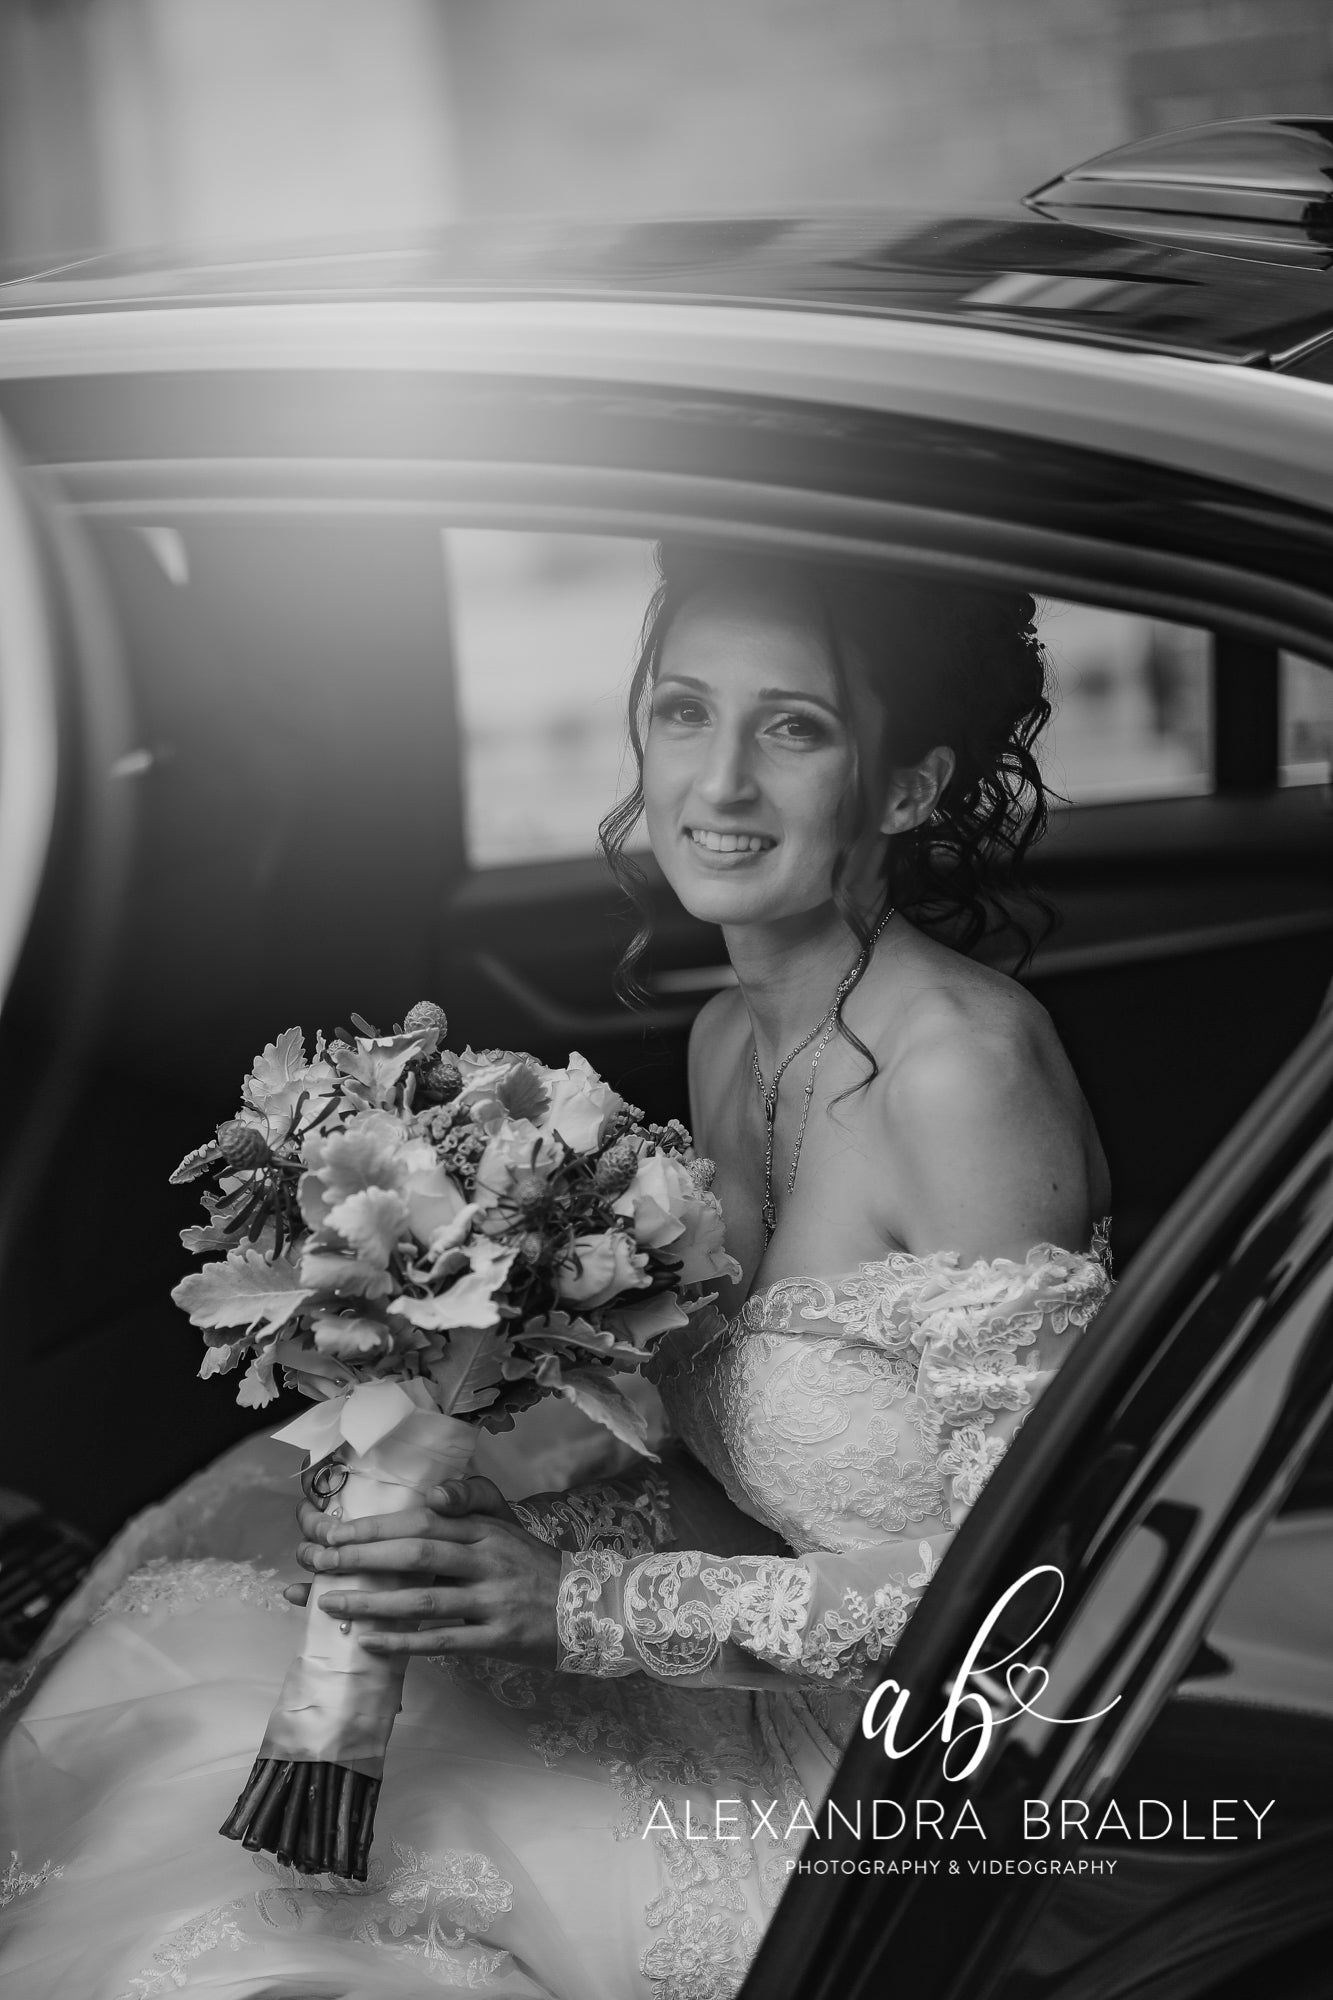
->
<box><xmin>642</xmin><ymin>1798</ymin><xmax>1275</xmax><ymax>1844</ymax></box>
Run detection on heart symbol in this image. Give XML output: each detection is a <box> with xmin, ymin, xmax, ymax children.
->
<box><xmin>1006</xmin><ymin>1662</ymin><xmax>1050</xmax><ymax>1713</ymax></box>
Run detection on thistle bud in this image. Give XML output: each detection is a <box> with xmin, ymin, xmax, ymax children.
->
<box><xmin>417</xmin><ymin>1053</ymin><xmax>463</xmax><ymax>1106</ymax></box>
<box><xmin>595</xmin><ymin>1136</ymin><xmax>640</xmax><ymax>1198</ymax></box>
<box><xmin>404</xmin><ymin>1001</ymin><xmax>448</xmax><ymax>1040</ymax></box>
<box><xmin>689</xmin><ymin>1156</ymin><xmax>717</xmax><ymax>1191</ymax></box>
<box><xmin>216</xmin><ymin>1120</ymin><xmax>271</xmax><ymax>1170</ymax></box>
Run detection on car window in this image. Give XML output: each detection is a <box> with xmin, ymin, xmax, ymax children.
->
<box><xmin>448</xmin><ymin>544</ymin><xmax>1220</xmax><ymax>870</ymax></box>
<box><xmin>1280</xmin><ymin>651</ymin><xmax>1333</xmax><ymax>787</ymax></box>
<box><xmin>1036</xmin><ymin>600</ymin><xmax>1211</xmax><ymax>804</ymax></box>
<box><xmin>447</xmin><ymin>530</ymin><xmax>658</xmax><ymax>868</ymax></box>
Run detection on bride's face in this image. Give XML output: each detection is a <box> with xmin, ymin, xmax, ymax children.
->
<box><xmin>641</xmin><ymin>586</ymin><xmax>875</xmax><ymax>929</ymax></box>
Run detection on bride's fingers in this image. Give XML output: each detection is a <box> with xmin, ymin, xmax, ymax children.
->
<box><xmin>299</xmin><ymin>1534</ymin><xmax>485</xmax><ymax>1578</ymax></box>
<box><xmin>356</xmin><ymin>1619</ymin><xmax>503</xmax><ymax>1657</ymax></box>
<box><xmin>325</xmin><ymin>1507</ymin><xmax>484</xmax><ymax>1550</ymax></box>
<box><xmin>283</xmin><ymin>1581</ymin><xmax>311</xmax><ymax>1607</ymax></box>
<box><xmin>429</xmin><ymin>1475</ymin><xmax>516</xmax><ymax>1522</ymax></box>
<box><xmin>316</xmin><ymin>1584</ymin><xmax>479</xmax><ymax>1622</ymax></box>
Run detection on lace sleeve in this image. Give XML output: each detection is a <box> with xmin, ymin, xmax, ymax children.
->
<box><xmin>555</xmin><ymin>1244</ymin><xmax>1110</xmax><ymax>1691</ymax></box>
<box><xmin>513</xmin><ymin>1468</ymin><xmax>674</xmax><ymax>1556</ymax></box>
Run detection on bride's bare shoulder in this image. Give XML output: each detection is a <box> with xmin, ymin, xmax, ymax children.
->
<box><xmin>687</xmin><ymin>985</ymin><xmax>750</xmax><ymax>1084</ymax></box>
<box><xmin>871</xmin><ymin>929</ymin><xmax>1108</xmax><ymax>1258</ymax></box>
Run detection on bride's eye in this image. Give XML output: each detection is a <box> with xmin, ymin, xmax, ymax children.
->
<box><xmin>651</xmin><ymin>693</ymin><xmax>709</xmax><ymax>726</ymax></box>
<box><xmin>769</xmin><ymin>710</ymin><xmax>829</xmax><ymax>744</ymax></box>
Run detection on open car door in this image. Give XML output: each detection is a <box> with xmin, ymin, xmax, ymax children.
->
<box><xmin>744</xmin><ymin>992</ymin><xmax>1333</xmax><ymax>2000</ymax></box>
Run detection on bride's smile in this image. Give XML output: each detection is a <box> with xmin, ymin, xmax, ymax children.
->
<box><xmin>642</xmin><ymin>585</ymin><xmax>862</xmax><ymax>928</ymax></box>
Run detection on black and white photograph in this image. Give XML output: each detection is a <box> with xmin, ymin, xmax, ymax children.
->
<box><xmin>0</xmin><ymin>5</ymin><xmax>1331</xmax><ymax>1996</ymax></box>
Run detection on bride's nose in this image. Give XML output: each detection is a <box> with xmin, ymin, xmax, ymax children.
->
<box><xmin>693</xmin><ymin>722</ymin><xmax>760</xmax><ymax>807</ymax></box>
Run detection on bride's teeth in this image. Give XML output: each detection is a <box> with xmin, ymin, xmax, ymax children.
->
<box><xmin>690</xmin><ymin>829</ymin><xmax>769</xmax><ymax>854</ymax></box>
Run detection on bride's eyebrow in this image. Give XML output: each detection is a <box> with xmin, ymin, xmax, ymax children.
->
<box><xmin>655</xmin><ymin>672</ymin><xmax>840</xmax><ymax>719</ymax></box>
<box><xmin>757</xmin><ymin>686</ymin><xmax>841</xmax><ymax>717</ymax></box>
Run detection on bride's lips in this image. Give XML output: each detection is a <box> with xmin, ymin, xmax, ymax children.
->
<box><xmin>683</xmin><ymin>825</ymin><xmax>777</xmax><ymax>867</ymax></box>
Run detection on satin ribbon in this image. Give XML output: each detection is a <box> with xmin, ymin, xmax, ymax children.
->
<box><xmin>259</xmin><ymin>1394</ymin><xmax>476</xmax><ymax>1774</ymax></box>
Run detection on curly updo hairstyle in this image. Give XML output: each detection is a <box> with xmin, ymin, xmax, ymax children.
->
<box><xmin>599</xmin><ymin>543</ymin><xmax>1056</xmax><ymax>1010</ymax></box>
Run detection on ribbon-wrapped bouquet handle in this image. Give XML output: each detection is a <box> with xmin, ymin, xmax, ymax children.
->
<box><xmin>220</xmin><ymin>1386</ymin><xmax>476</xmax><ymax>1876</ymax></box>
<box><xmin>170</xmin><ymin>1003</ymin><xmax>737</xmax><ymax>1879</ymax></box>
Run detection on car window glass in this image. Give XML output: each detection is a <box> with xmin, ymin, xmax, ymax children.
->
<box><xmin>1036</xmin><ymin>600</ymin><xmax>1212</xmax><ymax>805</ymax></box>
<box><xmin>1280</xmin><ymin>651</ymin><xmax>1333</xmax><ymax>787</ymax></box>
<box><xmin>450</xmin><ymin>550</ymin><xmax>1219</xmax><ymax>870</ymax></box>
<box><xmin>446</xmin><ymin>530</ymin><xmax>658</xmax><ymax>868</ymax></box>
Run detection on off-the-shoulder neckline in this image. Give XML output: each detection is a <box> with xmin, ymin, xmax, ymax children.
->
<box><xmin>732</xmin><ymin>1219</ymin><xmax>1113</xmax><ymax>1322</ymax></box>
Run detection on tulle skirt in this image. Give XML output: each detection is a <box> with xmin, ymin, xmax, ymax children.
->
<box><xmin>0</xmin><ymin>1437</ymin><xmax>843</xmax><ymax>2000</ymax></box>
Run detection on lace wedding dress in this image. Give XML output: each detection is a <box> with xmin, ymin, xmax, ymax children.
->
<box><xmin>0</xmin><ymin>1237</ymin><xmax>1109</xmax><ymax>2000</ymax></box>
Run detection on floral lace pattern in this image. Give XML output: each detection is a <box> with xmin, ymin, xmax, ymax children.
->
<box><xmin>0</xmin><ymin>1851</ymin><xmax>63</xmax><ymax>1910</ymax></box>
<box><xmin>513</xmin><ymin>1469</ymin><xmax>673</xmax><ymax>1556</ymax></box>
<box><xmin>92</xmin><ymin>1557</ymin><xmax>297</xmax><ymax>1626</ymax></box>
<box><xmin>114</xmin><ymin>1903</ymin><xmax>248</xmax><ymax>1997</ymax></box>
<box><xmin>112</xmin><ymin>1844</ymin><xmax>518</xmax><ymax>1995</ymax></box>
<box><xmin>558</xmin><ymin>1240</ymin><xmax>1111</xmax><ymax>1692</ymax></box>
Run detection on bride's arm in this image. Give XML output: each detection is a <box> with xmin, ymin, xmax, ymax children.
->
<box><xmin>553</xmin><ymin>1240</ymin><xmax>1110</xmax><ymax>1692</ymax></box>
<box><xmin>555</xmin><ymin>1041</ymin><xmax>1110</xmax><ymax>1693</ymax></box>
<box><xmin>512</xmin><ymin>1445</ymin><xmax>790</xmax><ymax>1560</ymax></box>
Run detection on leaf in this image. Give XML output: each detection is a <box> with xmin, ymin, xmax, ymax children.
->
<box><xmin>171</xmin><ymin>1248</ymin><xmax>311</xmax><ymax>1336</ymax></box>
<box><xmin>558</xmin><ymin>1367</ymin><xmax>657</xmax><ymax>1459</ymax></box>
<box><xmin>246</xmin><ymin>1028</ymin><xmax>307</xmax><ymax>1101</ymax></box>
<box><xmin>179</xmin><ymin>1221</ymin><xmax>242</xmax><ymax>1255</ymax></box>
<box><xmin>495</xmin><ymin>1061</ymin><xmax>551</xmax><ymax>1124</ymax></box>
<box><xmin>198</xmin><ymin>1342</ymin><xmax>245</xmax><ymax>1379</ymax></box>
<box><xmin>427</xmin><ymin>1326</ymin><xmax>508</xmax><ymax>1416</ymax></box>
<box><xmin>334</xmin><ymin>1035</ymin><xmax>423</xmax><ymax>1108</ymax></box>
<box><xmin>237</xmin><ymin>1358</ymin><xmax>279</xmax><ymax>1408</ymax></box>
<box><xmin>169</xmin><ymin>1141</ymin><xmax>223</xmax><ymax>1186</ymax></box>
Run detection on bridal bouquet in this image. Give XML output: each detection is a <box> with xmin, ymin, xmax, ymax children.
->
<box><xmin>170</xmin><ymin>1002</ymin><xmax>735</xmax><ymax>1880</ymax></box>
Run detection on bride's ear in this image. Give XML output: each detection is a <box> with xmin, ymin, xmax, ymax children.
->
<box><xmin>878</xmin><ymin>745</ymin><xmax>955</xmax><ymax>835</ymax></box>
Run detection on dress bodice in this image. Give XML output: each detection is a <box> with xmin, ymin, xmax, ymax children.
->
<box><xmin>656</xmin><ymin>1233</ymin><xmax>1113</xmax><ymax>1560</ymax></box>
<box><xmin>550</xmin><ymin>1233</ymin><xmax>1112</xmax><ymax>1693</ymax></box>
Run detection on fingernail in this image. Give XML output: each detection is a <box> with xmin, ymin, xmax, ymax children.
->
<box><xmin>312</xmin><ymin>1548</ymin><xmax>336</xmax><ymax>1570</ymax></box>
<box><xmin>321</xmin><ymin>1594</ymin><xmax>344</xmax><ymax>1612</ymax></box>
<box><xmin>326</xmin><ymin>1525</ymin><xmax>350</xmax><ymax>1545</ymax></box>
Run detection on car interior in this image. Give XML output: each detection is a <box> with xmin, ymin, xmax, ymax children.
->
<box><xmin>0</xmin><ymin>386</ymin><xmax>1330</xmax><ymax>1614</ymax></box>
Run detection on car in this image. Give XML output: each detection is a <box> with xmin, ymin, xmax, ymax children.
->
<box><xmin>1</xmin><ymin>112</ymin><xmax>1331</xmax><ymax>1999</ymax></box>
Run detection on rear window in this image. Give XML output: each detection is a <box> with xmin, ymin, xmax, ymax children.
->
<box><xmin>447</xmin><ymin>530</ymin><xmax>656</xmax><ymax>869</ymax></box>
<box><xmin>1280</xmin><ymin>651</ymin><xmax>1333</xmax><ymax>786</ymax></box>
<box><xmin>1035</xmin><ymin>602</ymin><xmax>1211</xmax><ymax>804</ymax></box>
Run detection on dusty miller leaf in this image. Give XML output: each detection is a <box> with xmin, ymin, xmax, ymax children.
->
<box><xmin>171</xmin><ymin>1248</ymin><xmax>311</xmax><ymax>1336</ymax></box>
<box><xmin>558</xmin><ymin>1367</ymin><xmax>657</xmax><ymax>1459</ymax></box>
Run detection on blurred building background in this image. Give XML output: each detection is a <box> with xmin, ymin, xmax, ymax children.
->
<box><xmin>3</xmin><ymin>0</ymin><xmax>1333</xmax><ymax>263</ymax></box>
<box><xmin>1</xmin><ymin>0</ymin><xmax>1330</xmax><ymax>839</ymax></box>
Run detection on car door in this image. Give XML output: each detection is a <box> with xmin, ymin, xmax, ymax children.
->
<box><xmin>739</xmin><ymin>902</ymin><xmax>1333</xmax><ymax>2000</ymax></box>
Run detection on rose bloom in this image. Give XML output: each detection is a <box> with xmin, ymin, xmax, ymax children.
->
<box><xmin>555</xmin><ymin>1229</ymin><xmax>651</xmax><ymax>1311</ymax></box>
<box><xmin>543</xmin><ymin>1053</ymin><xmax>622</xmax><ymax>1153</ymax></box>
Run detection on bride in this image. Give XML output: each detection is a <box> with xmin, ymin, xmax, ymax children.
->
<box><xmin>0</xmin><ymin>545</ymin><xmax>1111</xmax><ymax>1998</ymax></box>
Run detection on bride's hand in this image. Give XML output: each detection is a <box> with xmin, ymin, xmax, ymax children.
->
<box><xmin>282</xmin><ymin>1475</ymin><xmax>562</xmax><ymax>1669</ymax></box>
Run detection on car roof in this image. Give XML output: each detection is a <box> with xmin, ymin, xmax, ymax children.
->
<box><xmin>1</xmin><ymin>208</ymin><xmax>1332</xmax><ymax>370</ymax></box>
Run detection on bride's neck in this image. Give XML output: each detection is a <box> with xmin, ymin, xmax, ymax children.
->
<box><xmin>723</xmin><ymin>905</ymin><xmax>882</xmax><ymax>1068</ymax></box>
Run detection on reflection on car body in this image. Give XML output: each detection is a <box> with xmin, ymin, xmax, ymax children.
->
<box><xmin>0</xmin><ymin>113</ymin><xmax>1332</xmax><ymax>2000</ymax></box>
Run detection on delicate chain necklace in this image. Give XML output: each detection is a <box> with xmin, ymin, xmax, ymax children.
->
<box><xmin>751</xmin><ymin>906</ymin><xmax>894</xmax><ymax>1244</ymax></box>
